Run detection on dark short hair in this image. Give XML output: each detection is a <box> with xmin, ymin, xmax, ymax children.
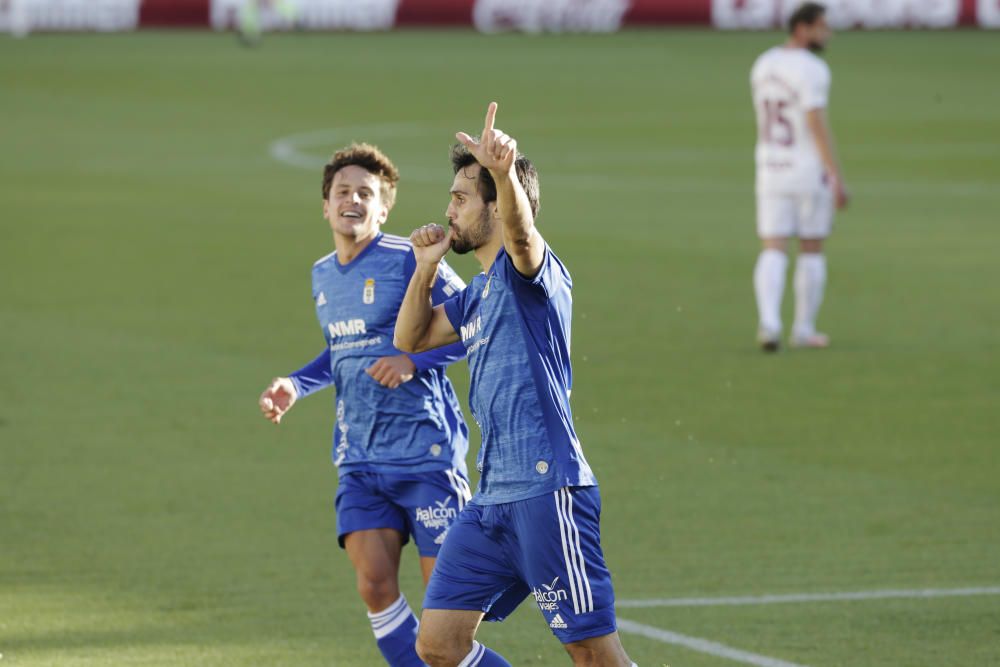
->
<box><xmin>788</xmin><ymin>2</ymin><xmax>826</xmax><ymax>32</ymax></box>
<box><xmin>449</xmin><ymin>142</ymin><xmax>540</xmax><ymax>219</ymax></box>
<box><xmin>322</xmin><ymin>142</ymin><xmax>399</xmax><ymax>209</ymax></box>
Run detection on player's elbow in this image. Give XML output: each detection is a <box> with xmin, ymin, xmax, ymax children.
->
<box><xmin>504</xmin><ymin>234</ymin><xmax>539</xmax><ymax>264</ymax></box>
<box><xmin>394</xmin><ymin>333</ymin><xmax>422</xmax><ymax>354</ymax></box>
<box><xmin>393</xmin><ymin>335</ymin><xmax>415</xmax><ymax>354</ymax></box>
<box><xmin>505</xmin><ymin>222</ymin><xmax>536</xmax><ymax>247</ymax></box>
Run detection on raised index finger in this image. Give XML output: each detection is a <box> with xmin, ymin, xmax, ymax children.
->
<box><xmin>484</xmin><ymin>101</ymin><xmax>498</xmax><ymax>133</ymax></box>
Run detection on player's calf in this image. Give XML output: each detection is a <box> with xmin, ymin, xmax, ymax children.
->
<box><xmin>564</xmin><ymin>632</ymin><xmax>635</xmax><ymax>666</ymax></box>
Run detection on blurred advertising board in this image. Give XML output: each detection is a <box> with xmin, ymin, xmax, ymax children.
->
<box><xmin>2</xmin><ymin>0</ymin><xmax>995</xmax><ymax>33</ymax></box>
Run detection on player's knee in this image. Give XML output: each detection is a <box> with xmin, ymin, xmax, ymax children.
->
<box><xmin>799</xmin><ymin>238</ymin><xmax>824</xmax><ymax>253</ymax></box>
<box><xmin>761</xmin><ymin>237</ymin><xmax>788</xmax><ymax>252</ymax></box>
<box><xmin>414</xmin><ymin>629</ymin><xmax>463</xmax><ymax>667</ymax></box>
<box><xmin>413</xmin><ymin>633</ymin><xmax>438</xmax><ymax>665</ymax></box>
<box><xmin>355</xmin><ymin>575</ymin><xmax>398</xmax><ymax>610</ymax></box>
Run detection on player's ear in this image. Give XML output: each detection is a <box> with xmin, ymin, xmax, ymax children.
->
<box><xmin>376</xmin><ymin>204</ymin><xmax>390</xmax><ymax>226</ymax></box>
<box><xmin>322</xmin><ymin>199</ymin><xmax>330</xmax><ymax>220</ymax></box>
<box><xmin>490</xmin><ymin>201</ymin><xmax>501</xmax><ymax>220</ymax></box>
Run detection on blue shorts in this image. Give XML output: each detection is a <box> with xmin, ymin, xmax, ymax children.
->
<box><xmin>335</xmin><ymin>468</ymin><xmax>471</xmax><ymax>558</ymax></box>
<box><xmin>423</xmin><ymin>486</ymin><xmax>617</xmax><ymax>644</ymax></box>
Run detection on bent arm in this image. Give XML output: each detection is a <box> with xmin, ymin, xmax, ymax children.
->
<box><xmin>407</xmin><ymin>340</ymin><xmax>466</xmax><ymax>370</ymax></box>
<box><xmin>287</xmin><ymin>348</ymin><xmax>333</xmax><ymax>398</ymax></box>
<box><xmin>494</xmin><ymin>168</ymin><xmax>545</xmax><ymax>278</ymax></box>
<box><xmin>460</xmin><ymin>102</ymin><xmax>545</xmax><ymax>278</ymax></box>
<box><xmin>395</xmin><ymin>261</ymin><xmax>460</xmax><ymax>353</ymax></box>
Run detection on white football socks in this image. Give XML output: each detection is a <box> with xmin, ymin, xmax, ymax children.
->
<box><xmin>457</xmin><ymin>640</ymin><xmax>512</xmax><ymax>666</ymax></box>
<box><xmin>754</xmin><ymin>248</ymin><xmax>788</xmax><ymax>334</ymax></box>
<box><xmin>793</xmin><ymin>253</ymin><xmax>827</xmax><ymax>338</ymax></box>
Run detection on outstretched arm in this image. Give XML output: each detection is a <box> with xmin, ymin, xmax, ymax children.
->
<box><xmin>394</xmin><ymin>224</ymin><xmax>461</xmax><ymax>353</ymax></box>
<box><xmin>456</xmin><ymin>102</ymin><xmax>545</xmax><ymax>278</ymax></box>
<box><xmin>258</xmin><ymin>348</ymin><xmax>334</xmax><ymax>424</ymax></box>
<box><xmin>259</xmin><ymin>377</ymin><xmax>298</xmax><ymax>425</ymax></box>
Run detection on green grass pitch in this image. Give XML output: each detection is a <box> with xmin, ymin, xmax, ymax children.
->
<box><xmin>1</xmin><ymin>28</ymin><xmax>998</xmax><ymax>666</ymax></box>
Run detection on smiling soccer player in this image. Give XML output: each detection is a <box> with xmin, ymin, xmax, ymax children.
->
<box><xmin>258</xmin><ymin>143</ymin><xmax>470</xmax><ymax>666</ymax></box>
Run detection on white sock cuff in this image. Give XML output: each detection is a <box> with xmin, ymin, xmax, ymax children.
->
<box><xmin>758</xmin><ymin>248</ymin><xmax>789</xmax><ymax>277</ymax></box>
<box><xmin>457</xmin><ymin>640</ymin><xmax>486</xmax><ymax>667</ymax></box>
<box><xmin>367</xmin><ymin>595</ymin><xmax>413</xmax><ymax>639</ymax></box>
<box><xmin>367</xmin><ymin>594</ymin><xmax>407</xmax><ymax>621</ymax></box>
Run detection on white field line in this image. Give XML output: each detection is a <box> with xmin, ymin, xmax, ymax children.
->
<box><xmin>617</xmin><ymin>618</ymin><xmax>810</xmax><ymax>667</ymax></box>
<box><xmin>269</xmin><ymin>123</ymin><xmax>428</xmax><ymax>172</ymax></box>
<box><xmin>268</xmin><ymin>128</ymin><xmax>999</xmax><ymax>198</ymax></box>
<box><xmin>617</xmin><ymin>585</ymin><xmax>1000</xmax><ymax>609</ymax></box>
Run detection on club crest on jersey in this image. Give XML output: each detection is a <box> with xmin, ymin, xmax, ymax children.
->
<box><xmin>363</xmin><ymin>278</ymin><xmax>375</xmax><ymax>305</ymax></box>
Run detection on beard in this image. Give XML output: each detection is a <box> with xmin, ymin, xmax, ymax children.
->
<box><xmin>450</xmin><ymin>234</ymin><xmax>475</xmax><ymax>255</ymax></box>
<box><xmin>450</xmin><ymin>209</ymin><xmax>493</xmax><ymax>255</ymax></box>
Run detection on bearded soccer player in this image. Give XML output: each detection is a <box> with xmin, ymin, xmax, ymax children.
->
<box><xmin>258</xmin><ymin>144</ymin><xmax>471</xmax><ymax>667</ymax></box>
<box><xmin>395</xmin><ymin>104</ymin><xmax>636</xmax><ymax>667</ymax></box>
<box><xmin>751</xmin><ymin>2</ymin><xmax>849</xmax><ymax>351</ymax></box>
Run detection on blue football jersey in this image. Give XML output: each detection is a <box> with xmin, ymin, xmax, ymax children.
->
<box><xmin>442</xmin><ymin>245</ymin><xmax>597</xmax><ymax>504</ymax></box>
<box><xmin>289</xmin><ymin>233</ymin><xmax>469</xmax><ymax>476</ymax></box>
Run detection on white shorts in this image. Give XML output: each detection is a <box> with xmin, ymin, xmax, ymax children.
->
<box><xmin>756</xmin><ymin>189</ymin><xmax>834</xmax><ymax>240</ymax></box>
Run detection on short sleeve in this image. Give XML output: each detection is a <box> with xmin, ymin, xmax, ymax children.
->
<box><xmin>402</xmin><ymin>251</ymin><xmax>466</xmax><ymax>307</ymax></box>
<box><xmin>432</xmin><ymin>259</ymin><xmax>466</xmax><ymax>306</ymax></box>
<box><xmin>802</xmin><ymin>60</ymin><xmax>830</xmax><ymax>110</ymax></box>
<box><xmin>496</xmin><ymin>245</ymin><xmax>569</xmax><ymax>299</ymax></box>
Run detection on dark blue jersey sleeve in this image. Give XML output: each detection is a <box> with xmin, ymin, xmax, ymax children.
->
<box><xmin>498</xmin><ymin>244</ymin><xmax>570</xmax><ymax>299</ymax></box>
<box><xmin>431</xmin><ymin>257</ymin><xmax>466</xmax><ymax>304</ymax></box>
<box><xmin>287</xmin><ymin>348</ymin><xmax>334</xmax><ymax>398</ymax></box>
<box><xmin>406</xmin><ymin>342</ymin><xmax>466</xmax><ymax>371</ymax></box>
<box><xmin>402</xmin><ymin>251</ymin><xmax>466</xmax><ymax>306</ymax></box>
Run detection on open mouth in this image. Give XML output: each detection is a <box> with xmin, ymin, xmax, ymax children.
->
<box><xmin>341</xmin><ymin>211</ymin><xmax>363</xmax><ymax>219</ymax></box>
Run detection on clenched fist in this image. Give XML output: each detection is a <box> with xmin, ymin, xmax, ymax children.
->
<box><xmin>410</xmin><ymin>223</ymin><xmax>453</xmax><ymax>266</ymax></box>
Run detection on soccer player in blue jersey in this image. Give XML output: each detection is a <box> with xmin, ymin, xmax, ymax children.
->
<box><xmin>258</xmin><ymin>143</ymin><xmax>472</xmax><ymax>667</ymax></box>
<box><xmin>395</xmin><ymin>105</ymin><xmax>635</xmax><ymax>666</ymax></box>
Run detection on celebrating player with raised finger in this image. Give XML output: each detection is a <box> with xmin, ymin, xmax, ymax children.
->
<box><xmin>395</xmin><ymin>103</ymin><xmax>636</xmax><ymax>667</ymax></box>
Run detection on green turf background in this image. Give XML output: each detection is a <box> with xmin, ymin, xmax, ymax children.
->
<box><xmin>1</xmin><ymin>29</ymin><xmax>998</xmax><ymax>666</ymax></box>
